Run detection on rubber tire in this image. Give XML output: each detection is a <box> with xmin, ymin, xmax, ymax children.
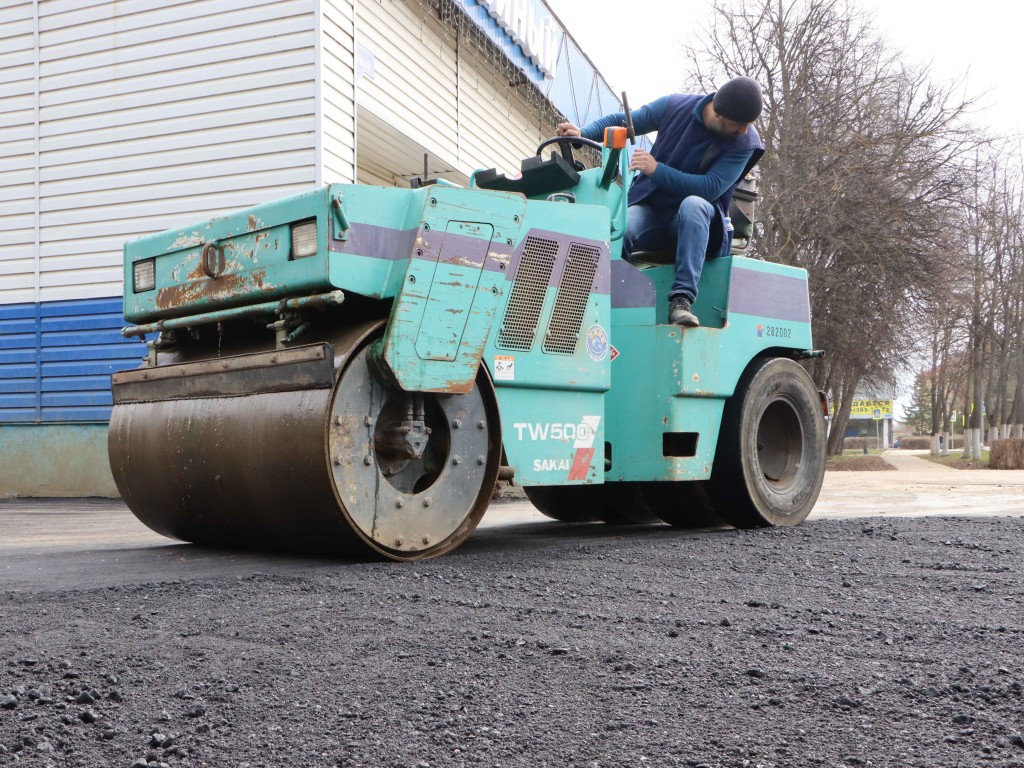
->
<box><xmin>524</xmin><ymin>486</ymin><xmax>600</xmax><ymax>523</ymax></box>
<box><xmin>709</xmin><ymin>357</ymin><xmax>826</xmax><ymax>528</ymax></box>
<box><xmin>525</xmin><ymin>482</ymin><xmax>659</xmax><ymax>524</ymax></box>
<box><xmin>584</xmin><ymin>482</ymin><xmax>661</xmax><ymax>525</ymax></box>
<box><xmin>642</xmin><ymin>480</ymin><xmax>727</xmax><ymax>529</ymax></box>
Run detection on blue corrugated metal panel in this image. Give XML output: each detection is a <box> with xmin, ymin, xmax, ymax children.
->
<box><xmin>4</xmin><ymin>379</ymin><xmax>37</xmax><ymax>393</ymax></box>
<box><xmin>42</xmin><ymin>360</ymin><xmax>140</xmax><ymax>378</ymax></box>
<box><xmin>41</xmin><ymin>407</ymin><xmax>117</xmax><ymax>422</ymax></box>
<box><xmin>0</xmin><ymin>333</ymin><xmax>37</xmax><ymax>350</ymax></box>
<box><xmin>41</xmin><ymin>376</ymin><xmax>117</xmax><ymax>392</ymax></box>
<box><xmin>0</xmin><ymin>300</ymin><xmax>39</xmax><ymax>421</ymax></box>
<box><xmin>0</xmin><ymin>350</ymin><xmax>38</xmax><ymax>365</ymax></box>
<box><xmin>41</xmin><ymin>330</ymin><xmax>128</xmax><ymax>347</ymax></box>
<box><xmin>1</xmin><ymin>394</ymin><xmax>38</xmax><ymax>408</ymax></box>
<box><xmin>0</xmin><ymin>319</ymin><xmax>38</xmax><ymax>335</ymax></box>
<box><xmin>42</xmin><ymin>391</ymin><xmax>113</xmax><ymax>408</ymax></box>
<box><xmin>0</xmin><ymin>304</ymin><xmax>36</xmax><ymax>320</ymax></box>
<box><xmin>0</xmin><ymin>408</ymin><xmax>39</xmax><ymax>420</ymax></box>
<box><xmin>41</xmin><ymin>313</ymin><xmax>125</xmax><ymax>332</ymax></box>
<box><xmin>0</xmin><ymin>364</ymin><xmax>38</xmax><ymax>379</ymax></box>
<box><xmin>41</xmin><ymin>345</ymin><xmax>142</xmax><ymax>363</ymax></box>
<box><xmin>39</xmin><ymin>298</ymin><xmax>121</xmax><ymax>318</ymax></box>
<box><xmin>0</xmin><ymin>297</ymin><xmax>146</xmax><ymax>424</ymax></box>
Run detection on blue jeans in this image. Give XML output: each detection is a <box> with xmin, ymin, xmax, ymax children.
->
<box><xmin>623</xmin><ymin>196</ymin><xmax>716</xmax><ymax>302</ymax></box>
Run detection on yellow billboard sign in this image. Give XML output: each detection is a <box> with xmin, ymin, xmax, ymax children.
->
<box><xmin>850</xmin><ymin>399</ymin><xmax>893</xmax><ymax>418</ymax></box>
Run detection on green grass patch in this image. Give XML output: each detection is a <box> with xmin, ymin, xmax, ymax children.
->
<box><xmin>919</xmin><ymin>451</ymin><xmax>990</xmax><ymax>469</ymax></box>
<box><xmin>826</xmin><ymin>455</ymin><xmax>895</xmax><ymax>471</ymax></box>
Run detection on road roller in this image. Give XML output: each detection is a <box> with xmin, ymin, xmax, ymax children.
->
<box><xmin>109</xmin><ymin>127</ymin><xmax>827</xmax><ymax>560</ymax></box>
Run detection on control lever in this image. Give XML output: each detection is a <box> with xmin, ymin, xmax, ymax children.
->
<box><xmin>622</xmin><ymin>91</ymin><xmax>636</xmax><ymax>145</ymax></box>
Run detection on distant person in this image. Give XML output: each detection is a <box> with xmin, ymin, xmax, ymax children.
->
<box><xmin>556</xmin><ymin>77</ymin><xmax>765</xmax><ymax>326</ymax></box>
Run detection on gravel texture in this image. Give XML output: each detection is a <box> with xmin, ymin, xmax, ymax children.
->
<box><xmin>2</xmin><ymin>515</ymin><xmax>1024</xmax><ymax>767</ymax></box>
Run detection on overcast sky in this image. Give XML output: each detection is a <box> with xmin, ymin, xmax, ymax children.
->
<box><xmin>546</xmin><ymin>0</ymin><xmax>1024</xmax><ymax>136</ymax></box>
<box><xmin>543</xmin><ymin>0</ymin><xmax>1024</xmax><ymax>415</ymax></box>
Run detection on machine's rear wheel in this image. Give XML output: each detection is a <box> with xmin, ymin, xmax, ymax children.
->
<box><xmin>709</xmin><ymin>357</ymin><xmax>826</xmax><ymax>528</ymax></box>
<box><xmin>525</xmin><ymin>482</ymin><xmax>658</xmax><ymax>524</ymax></box>
<box><xmin>642</xmin><ymin>480</ymin><xmax>725</xmax><ymax>528</ymax></box>
<box><xmin>587</xmin><ymin>482</ymin><xmax>660</xmax><ymax>524</ymax></box>
<box><xmin>524</xmin><ymin>486</ymin><xmax>599</xmax><ymax>523</ymax></box>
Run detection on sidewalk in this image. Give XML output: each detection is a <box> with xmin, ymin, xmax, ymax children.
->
<box><xmin>880</xmin><ymin>449</ymin><xmax>957</xmax><ymax>472</ymax></box>
<box><xmin>814</xmin><ymin>449</ymin><xmax>1024</xmax><ymax>520</ymax></box>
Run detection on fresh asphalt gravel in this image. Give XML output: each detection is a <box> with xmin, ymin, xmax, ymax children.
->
<box><xmin>2</xmin><ymin>513</ymin><xmax>1024</xmax><ymax>768</ymax></box>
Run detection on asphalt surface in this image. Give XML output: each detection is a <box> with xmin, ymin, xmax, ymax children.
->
<box><xmin>2</xmin><ymin>454</ymin><xmax>1024</xmax><ymax>767</ymax></box>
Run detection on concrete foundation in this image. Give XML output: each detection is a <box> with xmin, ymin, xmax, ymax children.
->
<box><xmin>0</xmin><ymin>424</ymin><xmax>119</xmax><ymax>498</ymax></box>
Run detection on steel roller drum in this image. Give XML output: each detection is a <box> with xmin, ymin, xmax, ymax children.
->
<box><xmin>109</xmin><ymin>320</ymin><xmax>500</xmax><ymax>560</ymax></box>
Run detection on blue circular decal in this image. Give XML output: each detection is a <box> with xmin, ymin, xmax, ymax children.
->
<box><xmin>585</xmin><ymin>324</ymin><xmax>609</xmax><ymax>361</ymax></box>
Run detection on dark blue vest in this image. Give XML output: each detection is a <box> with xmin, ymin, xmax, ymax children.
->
<box><xmin>630</xmin><ymin>94</ymin><xmax>765</xmax><ymax>255</ymax></box>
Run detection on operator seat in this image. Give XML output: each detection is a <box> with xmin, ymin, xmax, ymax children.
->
<box><xmin>628</xmin><ymin>173</ymin><xmax>758</xmax><ymax>265</ymax></box>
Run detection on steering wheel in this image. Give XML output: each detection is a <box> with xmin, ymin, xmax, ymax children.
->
<box><xmin>535</xmin><ymin>136</ymin><xmax>604</xmax><ymax>171</ymax></box>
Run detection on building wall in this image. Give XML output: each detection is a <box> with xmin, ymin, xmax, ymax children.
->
<box><xmin>354</xmin><ymin>0</ymin><xmax>555</xmax><ymax>186</ymax></box>
<box><xmin>0</xmin><ymin>0</ymin><xmax>608</xmax><ymax>497</ymax></box>
<box><xmin>321</xmin><ymin>0</ymin><xmax>358</xmax><ymax>183</ymax></box>
<box><xmin>0</xmin><ymin>0</ymin><xmax>355</xmax><ymax>496</ymax></box>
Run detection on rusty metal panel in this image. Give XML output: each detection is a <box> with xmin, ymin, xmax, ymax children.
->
<box><xmin>381</xmin><ymin>187</ymin><xmax>524</xmax><ymax>393</ymax></box>
<box><xmin>123</xmin><ymin>187</ymin><xmax>333</xmax><ymax>323</ymax></box>
<box><xmin>414</xmin><ymin>221</ymin><xmax>494</xmax><ymax>362</ymax></box>
<box><xmin>112</xmin><ymin>344</ymin><xmax>335</xmax><ymax>404</ymax></box>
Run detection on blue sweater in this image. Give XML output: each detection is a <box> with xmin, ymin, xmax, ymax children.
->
<box><xmin>582</xmin><ymin>94</ymin><xmax>764</xmax><ymax>254</ymax></box>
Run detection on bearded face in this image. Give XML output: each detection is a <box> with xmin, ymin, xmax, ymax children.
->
<box><xmin>704</xmin><ymin>103</ymin><xmax>752</xmax><ymax>137</ymax></box>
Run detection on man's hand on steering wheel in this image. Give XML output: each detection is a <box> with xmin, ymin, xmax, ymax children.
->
<box><xmin>536</xmin><ymin>133</ymin><xmax>604</xmax><ymax>172</ymax></box>
<box><xmin>555</xmin><ymin>122</ymin><xmax>582</xmax><ymax>138</ymax></box>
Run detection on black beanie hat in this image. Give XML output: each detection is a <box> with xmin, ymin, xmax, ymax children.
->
<box><xmin>712</xmin><ymin>76</ymin><xmax>763</xmax><ymax>123</ymax></box>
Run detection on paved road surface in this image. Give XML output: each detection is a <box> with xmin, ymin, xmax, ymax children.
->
<box><xmin>1</xmin><ymin>451</ymin><xmax>1021</xmax><ymax>592</ymax></box>
<box><xmin>2</xmin><ymin>453</ymin><xmax>1024</xmax><ymax>767</ymax></box>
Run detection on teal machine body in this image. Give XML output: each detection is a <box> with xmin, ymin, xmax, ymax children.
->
<box><xmin>111</xmin><ymin>131</ymin><xmax>826</xmax><ymax>560</ymax></box>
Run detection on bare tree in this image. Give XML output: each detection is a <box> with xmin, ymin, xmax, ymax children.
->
<box><xmin>913</xmin><ymin>147</ymin><xmax>1024</xmax><ymax>456</ymax></box>
<box><xmin>685</xmin><ymin>0</ymin><xmax>982</xmax><ymax>454</ymax></box>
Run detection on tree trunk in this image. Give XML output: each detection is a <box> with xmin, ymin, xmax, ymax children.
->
<box><xmin>827</xmin><ymin>385</ymin><xmax>859</xmax><ymax>457</ymax></box>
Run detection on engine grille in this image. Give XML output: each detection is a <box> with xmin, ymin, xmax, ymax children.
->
<box><xmin>543</xmin><ymin>243</ymin><xmax>599</xmax><ymax>355</ymax></box>
<box><xmin>497</xmin><ymin>236</ymin><xmax>558</xmax><ymax>351</ymax></box>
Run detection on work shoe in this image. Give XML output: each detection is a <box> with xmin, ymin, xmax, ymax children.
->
<box><xmin>668</xmin><ymin>296</ymin><xmax>699</xmax><ymax>327</ymax></box>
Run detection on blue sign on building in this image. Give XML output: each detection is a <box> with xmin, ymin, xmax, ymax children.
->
<box><xmin>460</xmin><ymin>0</ymin><xmax>622</xmax><ymax>130</ymax></box>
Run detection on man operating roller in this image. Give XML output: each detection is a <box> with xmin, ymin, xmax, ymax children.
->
<box><xmin>556</xmin><ymin>77</ymin><xmax>765</xmax><ymax>327</ymax></box>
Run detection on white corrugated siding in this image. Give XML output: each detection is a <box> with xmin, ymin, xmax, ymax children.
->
<box><xmin>355</xmin><ymin>0</ymin><xmax>458</xmax><ymax>182</ymax></box>
<box><xmin>321</xmin><ymin>0</ymin><xmax>357</xmax><ymax>184</ymax></box>
<box><xmin>0</xmin><ymin>2</ymin><xmax>37</xmax><ymax>305</ymax></box>
<box><xmin>354</xmin><ymin>0</ymin><xmax>554</xmax><ymax>186</ymax></box>
<box><xmin>31</xmin><ymin>0</ymin><xmax>320</xmax><ymax>302</ymax></box>
<box><xmin>456</xmin><ymin>42</ymin><xmax>551</xmax><ymax>178</ymax></box>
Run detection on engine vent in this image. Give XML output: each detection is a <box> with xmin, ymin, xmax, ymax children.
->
<box><xmin>543</xmin><ymin>243</ymin><xmax>599</xmax><ymax>355</ymax></box>
<box><xmin>497</xmin><ymin>235</ymin><xmax>558</xmax><ymax>351</ymax></box>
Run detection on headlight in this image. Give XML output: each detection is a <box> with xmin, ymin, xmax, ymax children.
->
<box><xmin>291</xmin><ymin>220</ymin><xmax>317</xmax><ymax>259</ymax></box>
<box><xmin>133</xmin><ymin>259</ymin><xmax>155</xmax><ymax>292</ymax></box>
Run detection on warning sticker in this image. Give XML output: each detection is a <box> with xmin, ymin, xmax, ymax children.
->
<box><xmin>568</xmin><ymin>415</ymin><xmax>601</xmax><ymax>481</ymax></box>
<box><xmin>494</xmin><ymin>355</ymin><xmax>515</xmax><ymax>381</ymax></box>
<box><xmin>585</xmin><ymin>324</ymin><xmax>610</xmax><ymax>361</ymax></box>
